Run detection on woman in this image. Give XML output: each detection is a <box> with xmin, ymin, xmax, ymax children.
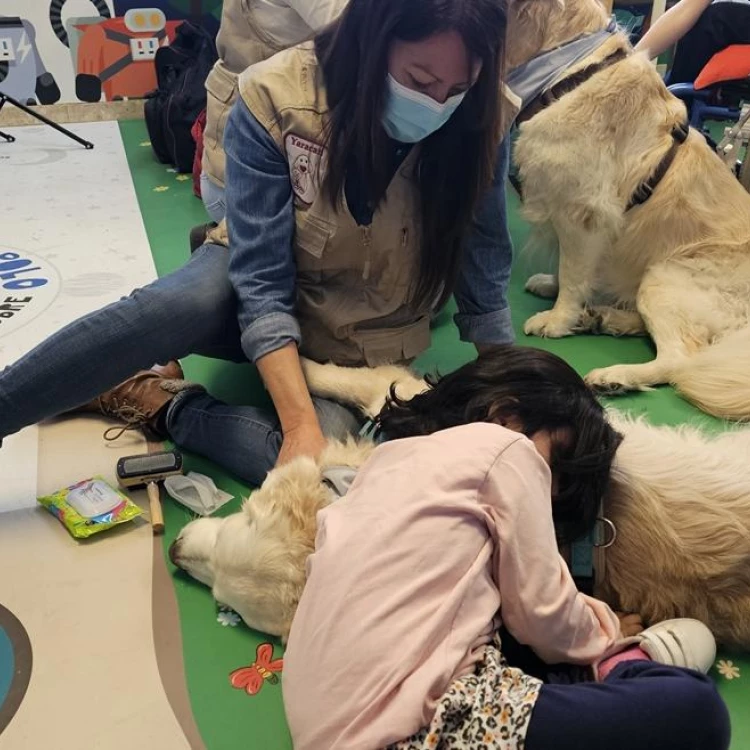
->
<box><xmin>282</xmin><ymin>348</ymin><xmax>730</xmax><ymax>750</ymax></box>
<box><xmin>0</xmin><ymin>0</ymin><xmax>514</xmax><ymax>486</ymax></box>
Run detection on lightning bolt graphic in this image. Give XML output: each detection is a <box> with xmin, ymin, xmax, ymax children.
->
<box><xmin>17</xmin><ymin>31</ymin><xmax>31</xmax><ymax>64</ymax></box>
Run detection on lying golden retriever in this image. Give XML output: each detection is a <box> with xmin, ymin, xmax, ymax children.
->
<box><xmin>171</xmin><ymin>358</ymin><xmax>750</xmax><ymax>648</ymax></box>
<box><xmin>509</xmin><ymin>0</ymin><xmax>750</xmax><ymax>420</ymax></box>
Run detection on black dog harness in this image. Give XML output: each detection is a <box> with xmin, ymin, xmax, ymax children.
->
<box><xmin>517</xmin><ymin>48</ymin><xmax>690</xmax><ymax>212</ymax></box>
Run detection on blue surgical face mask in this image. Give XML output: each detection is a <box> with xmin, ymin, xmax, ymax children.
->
<box><xmin>381</xmin><ymin>73</ymin><xmax>467</xmax><ymax>143</ymax></box>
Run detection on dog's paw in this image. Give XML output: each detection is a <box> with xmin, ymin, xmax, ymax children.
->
<box><xmin>525</xmin><ymin>273</ymin><xmax>559</xmax><ymax>299</ymax></box>
<box><xmin>523</xmin><ymin>310</ymin><xmax>575</xmax><ymax>338</ymax></box>
<box><xmin>585</xmin><ymin>365</ymin><xmax>654</xmax><ymax>394</ymax></box>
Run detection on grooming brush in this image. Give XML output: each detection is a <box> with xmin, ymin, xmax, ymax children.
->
<box><xmin>116</xmin><ymin>450</ymin><xmax>183</xmax><ymax>535</ymax></box>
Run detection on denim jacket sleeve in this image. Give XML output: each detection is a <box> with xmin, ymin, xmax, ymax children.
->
<box><xmin>453</xmin><ymin>137</ymin><xmax>515</xmax><ymax>346</ymax></box>
<box><xmin>223</xmin><ymin>96</ymin><xmax>301</xmax><ymax>363</ymax></box>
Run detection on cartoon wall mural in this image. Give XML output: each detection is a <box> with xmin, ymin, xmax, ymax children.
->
<box><xmin>71</xmin><ymin>10</ymin><xmax>181</xmax><ymax>101</ymax></box>
<box><xmin>0</xmin><ymin>1</ymin><xmax>220</xmax><ymax>105</ymax></box>
<box><xmin>0</xmin><ymin>16</ymin><xmax>61</xmax><ymax>105</ymax></box>
<box><xmin>114</xmin><ymin>0</ymin><xmax>222</xmax><ymax>37</ymax></box>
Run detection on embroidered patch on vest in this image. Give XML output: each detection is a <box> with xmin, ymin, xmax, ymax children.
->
<box><xmin>285</xmin><ymin>133</ymin><xmax>327</xmax><ymax>206</ymax></box>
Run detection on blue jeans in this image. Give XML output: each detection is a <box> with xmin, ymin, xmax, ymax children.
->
<box><xmin>200</xmin><ymin>171</ymin><xmax>226</xmax><ymax>223</ymax></box>
<box><xmin>0</xmin><ymin>245</ymin><xmax>362</xmax><ymax>486</ymax></box>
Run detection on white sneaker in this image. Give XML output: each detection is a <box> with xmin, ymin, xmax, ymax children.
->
<box><xmin>636</xmin><ymin>619</ymin><xmax>717</xmax><ymax>674</ymax></box>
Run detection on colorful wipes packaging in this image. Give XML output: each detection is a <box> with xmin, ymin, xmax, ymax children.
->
<box><xmin>38</xmin><ymin>476</ymin><xmax>142</xmax><ymax>539</ymax></box>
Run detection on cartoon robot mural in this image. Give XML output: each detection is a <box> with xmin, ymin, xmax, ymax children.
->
<box><xmin>0</xmin><ymin>16</ymin><xmax>61</xmax><ymax>105</ymax></box>
<box><xmin>113</xmin><ymin>0</ymin><xmax>222</xmax><ymax>37</ymax></box>
<box><xmin>50</xmin><ymin>1</ymin><xmax>179</xmax><ymax>102</ymax></box>
<box><xmin>74</xmin><ymin>10</ymin><xmax>179</xmax><ymax>101</ymax></box>
<box><xmin>1</xmin><ymin>2</ymin><xmax>218</xmax><ymax>105</ymax></box>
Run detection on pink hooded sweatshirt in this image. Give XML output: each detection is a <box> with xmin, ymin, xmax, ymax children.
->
<box><xmin>283</xmin><ymin>422</ymin><xmax>621</xmax><ymax>749</ymax></box>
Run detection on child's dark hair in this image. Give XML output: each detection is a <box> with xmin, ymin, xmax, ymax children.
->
<box><xmin>377</xmin><ymin>346</ymin><xmax>623</xmax><ymax>544</ymax></box>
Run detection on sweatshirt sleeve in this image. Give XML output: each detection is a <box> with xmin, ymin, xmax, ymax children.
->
<box><xmin>483</xmin><ymin>438</ymin><xmax>622</xmax><ymax>665</ymax></box>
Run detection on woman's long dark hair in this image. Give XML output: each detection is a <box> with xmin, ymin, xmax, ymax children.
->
<box><xmin>378</xmin><ymin>346</ymin><xmax>623</xmax><ymax>544</ymax></box>
<box><xmin>314</xmin><ymin>0</ymin><xmax>506</xmax><ymax>310</ymax></box>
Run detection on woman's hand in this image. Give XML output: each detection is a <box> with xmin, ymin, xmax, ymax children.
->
<box><xmin>616</xmin><ymin>612</ymin><xmax>644</xmax><ymax>638</ymax></box>
<box><xmin>256</xmin><ymin>343</ymin><xmax>327</xmax><ymax>467</ymax></box>
<box><xmin>277</xmin><ymin>420</ymin><xmax>327</xmax><ymax>466</ymax></box>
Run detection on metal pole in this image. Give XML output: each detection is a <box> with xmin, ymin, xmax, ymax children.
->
<box><xmin>0</xmin><ymin>95</ymin><xmax>15</xmax><ymax>143</ymax></box>
<box><xmin>0</xmin><ymin>93</ymin><xmax>94</xmax><ymax>149</ymax></box>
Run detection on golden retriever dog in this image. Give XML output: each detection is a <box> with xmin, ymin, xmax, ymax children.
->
<box><xmin>171</xmin><ymin>359</ymin><xmax>750</xmax><ymax>648</ymax></box>
<box><xmin>169</xmin><ymin>437</ymin><xmax>375</xmax><ymax>638</ymax></box>
<box><xmin>509</xmin><ymin>0</ymin><xmax>750</xmax><ymax>420</ymax></box>
<box><xmin>169</xmin><ymin>362</ymin><xmax>424</xmax><ymax>640</ymax></box>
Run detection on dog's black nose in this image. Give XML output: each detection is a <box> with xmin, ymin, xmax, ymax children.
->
<box><xmin>168</xmin><ymin>538</ymin><xmax>182</xmax><ymax>567</ymax></box>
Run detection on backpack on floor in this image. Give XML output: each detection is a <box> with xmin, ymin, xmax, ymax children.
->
<box><xmin>144</xmin><ymin>22</ymin><xmax>217</xmax><ymax>173</ymax></box>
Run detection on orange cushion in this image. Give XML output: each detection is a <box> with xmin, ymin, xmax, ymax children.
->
<box><xmin>694</xmin><ymin>45</ymin><xmax>750</xmax><ymax>89</ymax></box>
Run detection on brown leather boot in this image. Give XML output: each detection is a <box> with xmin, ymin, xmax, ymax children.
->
<box><xmin>75</xmin><ymin>361</ymin><xmax>204</xmax><ymax>441</ymax></box>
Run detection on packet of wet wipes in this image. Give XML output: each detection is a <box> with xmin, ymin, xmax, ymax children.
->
<box><xmin>38</xmin><ymin>476</ymin><xmax>142</xmax><ymax>539</ymax></box>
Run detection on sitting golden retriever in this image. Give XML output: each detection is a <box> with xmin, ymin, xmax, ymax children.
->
<box><xmin>510</xmin><ymin>0</ymin><xmax>750</xmax><ymax>420</ymax></box>
<box><xmin>171</xmin><ymin>358</ymin><xmax>750</xmax><ymax>648</ymax></box>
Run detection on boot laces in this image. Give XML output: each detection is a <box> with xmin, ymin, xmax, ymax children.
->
<box><xmin>101</xmin><ymin>398</ymin><xmax>152</xmax><ymax>442</ymax></box>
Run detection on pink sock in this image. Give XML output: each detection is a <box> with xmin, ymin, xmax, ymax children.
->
<box><xmin>597</xmin><ymin>646</ymin><xmax>651</xmax><ymax>681</ymax></box>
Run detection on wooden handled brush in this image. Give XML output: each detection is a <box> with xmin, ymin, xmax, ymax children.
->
<box><xmin>116</xmin><ymin>450</ymin><xmax>183</xmax><ymax>535</ymax></box>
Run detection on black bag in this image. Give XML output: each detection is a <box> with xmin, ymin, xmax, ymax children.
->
<box><xmin>144</xmin><ymin>22</ymin><xmax>217</xmax><ymax>173</ymax></box>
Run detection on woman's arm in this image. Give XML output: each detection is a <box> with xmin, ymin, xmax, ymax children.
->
<box><xmin>483</xmin><ymin>438</ymin><xmax>622</xmax><ymax>665</ymax></box>
<box><xmin>453</xmin><ymin>138</ymin><xmax>515</xmax><ymax>352</ymax></box>
<box><xmin>634</xmin><ymin>0</ymin><xmax>713</xmax><ymax>59</ymax></box>
<box><xmin>256</xmin><ymin>344</ymin><xmax>326</xmax><ymax>464</ymax></box>
<box><xmin>223</xmin><ymin>97</ymin><xmax>325</xmax><ymax>463</ymax></box>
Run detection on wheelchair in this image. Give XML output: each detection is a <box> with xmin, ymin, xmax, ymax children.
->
<box><xmin>667</xmin><ymin>44</ymin><xmax>750</xmax><ymax>191</ymax></box>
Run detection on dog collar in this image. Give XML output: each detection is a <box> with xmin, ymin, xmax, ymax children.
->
<box><xmin>508</xmin><ymin>17</ymin><xmax>618</xmax><ymax>115</ymax></box>
<box><xmin>570</xmin><ymin>511</ymin><xmax>617</xmax><ymax>590</ymax></box>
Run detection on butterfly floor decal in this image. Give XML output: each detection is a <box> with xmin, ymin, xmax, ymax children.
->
<box><xmin>230</xmin><ymin>642</ymin><xmax>284</xmax><ymax>696</ymax></box>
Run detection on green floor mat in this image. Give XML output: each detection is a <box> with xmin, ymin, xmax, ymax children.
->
<box><xmin>120</xmin><ymin>120</ymin><xmax>749</xmax><ymax>748</ymax></box>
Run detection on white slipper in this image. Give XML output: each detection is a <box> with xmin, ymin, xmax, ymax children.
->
<box><xmin>637</xmin><ymin>618</ymin><xmax>717</xmax><ymax>674</ymax></box>
<box><xmin>599</xmin><ymin>618</ymin><xmax>717</xmax><ymax>678</ymax></box>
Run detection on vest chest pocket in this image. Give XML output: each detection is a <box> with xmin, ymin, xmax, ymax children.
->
<box><xmin>205</xmin><ymin>63</ymin><xmax>238</xmax><ymax>152</ymax></box>
<box><xmin>293</xmin><ymin>211</ymin><xmax>358</xmax><ymax>274</ymax></box>
<box><xmin>295</xmin><ymin>212</ymin><xmax>330</xmax><ymax>260</ymax></box>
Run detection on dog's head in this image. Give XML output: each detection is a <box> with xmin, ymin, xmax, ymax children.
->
<box><xmin>169</xmin><ymin>516</ymin><xmax>223</xmax><ymax>587</ymax></box>
<box><xmin>505</xmin><ymin>0</ymin><xmax>609</xmax><ymax>69</ymax></box>
<box><xmin>170</xmin><ymin>456</ymin><xmax>333</xmax><ymax>639</ymax></box>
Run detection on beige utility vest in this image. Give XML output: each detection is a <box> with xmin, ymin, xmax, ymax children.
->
<box><xmin>202</xmin><ymin>0</ymin><xmax>285</xmax><ymax>187</ymax></box>
<box><xmin>207</xmin><ymin>44</ymin><xmax>431</xmax><ymax>366</ymax></box>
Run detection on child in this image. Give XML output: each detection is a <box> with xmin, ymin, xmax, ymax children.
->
<box><xmin>282</xmin><ymin>347</ymin><xmax>730</xmax><ymax>749</ymax></box>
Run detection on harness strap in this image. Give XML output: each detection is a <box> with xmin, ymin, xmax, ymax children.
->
<box><xmin>516</xmin><ymin>45</ymin><xmax>690</xmax><ymax>212</ymax></box>
<box><xmin>517</xmin><ymin>48</ymin><xmax>629</xmax><ymax>125</ymax></box>
<box><xmin>626</xmin><ymin>121</ymin><xmax>689</xmax><ymax>210</ymax></box>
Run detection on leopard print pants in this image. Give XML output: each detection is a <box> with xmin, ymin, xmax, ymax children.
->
<box><xmin>388</xmin><ymin>637</ymin><xmax>542</xmax><ymax>750</ymax></box>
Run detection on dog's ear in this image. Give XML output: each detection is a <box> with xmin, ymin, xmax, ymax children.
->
<box><xmin>262</xmin><ymin>457</ymin><xmax>330</xmax><ymax>534</ymax></box>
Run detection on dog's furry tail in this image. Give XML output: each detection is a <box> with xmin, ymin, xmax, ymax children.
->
<box><xmin>673</xmin><ymin>327</ymin><xmax>750</xmax><ymax>420</ymax></box>
<box><xmin>300</xmin><ymin>358</ymin><xmax>427</xmax><ymax>419</ymax></box>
